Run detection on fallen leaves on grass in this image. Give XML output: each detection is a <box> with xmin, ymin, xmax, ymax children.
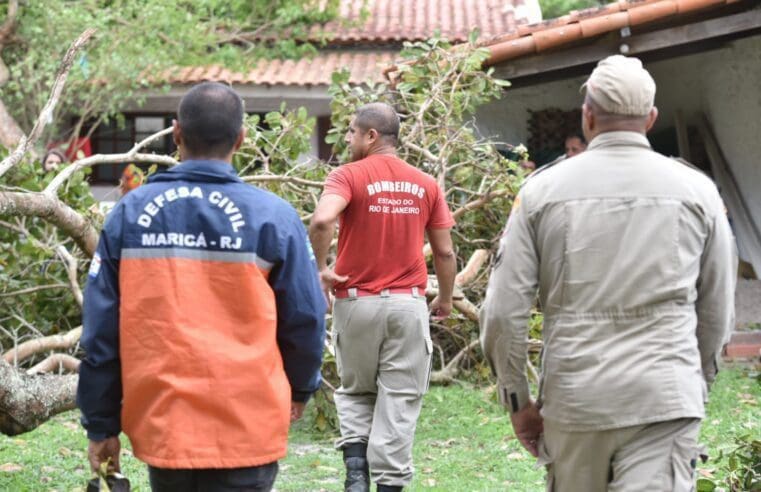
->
<box><xmin>430</xmin><ymin>438</ymin><xmax>457</xmax><ymax>448</ymax></box>
<box><xmin>0</xmin><ymin>462</ymin><xmax>23</xmax><ymax>472</ymax></box>
<box><xmin>62</xmin><ymin>420</ymin><xmax>80</xmax><ymax>431</ymax></box>
<box><xmin>737</xmin><ymin>393</ymin><xmax>757</xmax><ymax>405</ymax></box>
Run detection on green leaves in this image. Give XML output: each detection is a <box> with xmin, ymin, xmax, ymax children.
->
<box><xmin>697</xmin><ymin>434</ymin><xmax>761</xmax><ymax>491</ymax></box>
<box><xmin>2</xmin><ymin>0</ymin><xmax>343</xmax><ymax>140</ymax></box>
<box><xmin>0</xmin><ymin>154</ymin><xmax>97</xmax><ymax>354</ymax></box>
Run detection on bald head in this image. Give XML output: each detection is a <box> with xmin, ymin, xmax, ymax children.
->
<box><xmin>354</xmin><ymin>103</ymin><xmax>400</xmax><ymax>144</ymax></box>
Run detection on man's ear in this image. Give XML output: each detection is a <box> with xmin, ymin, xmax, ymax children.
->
<box><xmin>581</xmin><ymin>103</ymin><xmax>594</xmax><ymax>133</ymax></box>
<box><xmin>172</xmin><ymin>119</ymin><xmax>182</xmax><ymax>148</ymax></box>
<box><xmin>232</xmin><ymin>126</ymin><xmax>246</xmax><ymax>152</ymax></box>
<box><xmin>367</xmin><ymin>128</ymin><xmax>379</xmax><ymax>145</ymax></box>
<box><xmin>645</xmin><ymin>107</ymin><xmax>659</xmax><ymax>132</ymax></box>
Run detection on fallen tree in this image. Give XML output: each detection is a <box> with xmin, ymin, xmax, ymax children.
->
<box><xmin>0</xmin><ymin>31</ymin><xmax>531</xmax><ymax>435</ymax></box>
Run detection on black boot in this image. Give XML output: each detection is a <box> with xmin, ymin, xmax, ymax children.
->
<box><xmin>376</xmin><ymin>485</ymin><xmax>402</xmax><ymax>492</ymax></box>
<box><xmin>343</xmin><ymin>443</ymin><xmax>369</xmax><ymax>492</ymax></box>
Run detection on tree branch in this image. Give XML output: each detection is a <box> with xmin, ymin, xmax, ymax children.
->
<box><xmin>0</xmin><ymin>99</ymin><xmax>24</xmax><ymax>150</ymax></box>
<box><xmin>0</xmin><ymin>358</ymin><xmax>77</xmax><ymax>436</ymax></box>
<box><xmin>0</xmin><ymin>28</ymin><xmax>96</xmax><ymax>176</ymax></box>
<box><xmin>0</xmin><ymin>0</ymin><xmax>19</xmax><ymax>45</ymax></box>
<box><xmin>0</xmin><ymin>191</ymin><xmax>98</xmax><ymax>255</ymax></box>
<box><xmin>0</xmin><ymin>284</ymin><xmax>69</xmax><ymax>298</ymax></box>
<box><xmin>403</xmin><ymin>141</ymin><xmax>440</xmax><ymax>165</ymax></box>
<box><xmin>454</xmin><ymin>249</ymin><xmax>489</xmax><ymax>287</ymax></box>
<box><xmin>26</xmin><ymin>354</ymin><xmax>81</xmax><ymax>375</ymax></box>
<box><xmin>453</xmin><ymin>297</ymin><xmax>479</xmax><ymax>322</ymax></box>
<box><xmin>3</xmin><ymin>326</ymin><xmax>82</xmax><ymax>365</ymax></box>
<box><xmin>452</xmin><ymin>189</ymin><xmax>510</xmax><ymax>221</ymax></box>
<box><xmin>243</xmin><ymin>174</ymin><xmax>325</xmax><ymax>189</ymax></box>
<box><xmin>45</xmin><ymin>127</ymin><xmax>177</xmax><ymax>195</ymax></box>
<box><xmin>430</xmin><ymin>339</ymin><xmax>480</xmax><ymax>384</ymax></box>
<box><xmin>56</xmin><ymin>245</ymin><xmax>83</xmax><ymax>308</ymax></box>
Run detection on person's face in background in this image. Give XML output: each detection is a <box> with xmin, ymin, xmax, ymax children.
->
<box><xmin>43</xmin><ymin>153</ymin><xmax>63</xmax><ymax>172</ymax></box>
<box><xmin>565</xmin><ymin>136</ymin><xmax>587</xmax><ymax>157</ymax></box>
<box><xmin>519</xmin><ymin>160</ymin><xmax>536</xmax><ymax>172</ymax></box>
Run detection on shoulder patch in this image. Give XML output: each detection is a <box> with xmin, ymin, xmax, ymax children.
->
<box><xmin>88</xmin><ymin>253</ymin><xmax>102</xmax><ymax>278</ymax></box>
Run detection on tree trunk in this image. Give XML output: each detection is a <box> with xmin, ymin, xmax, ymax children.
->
<box><xmin>0</xmin><ymin>98</ymin><xmax>23</xmax><ymax>150</ymax></box>
<box><xmin>0</xmin><ymin>358</ymin><xmax>77</xmax><ymax>436</ymax></box>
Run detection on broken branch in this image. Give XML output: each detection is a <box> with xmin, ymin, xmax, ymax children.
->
<box><xmin>27</xmin><ymin>354</ymin><xmax>81</xmax><ymax>375</ymax></box>
<box><xmin>56</xmin><ymin>245</ymin><xmax>83</xmax><ymax>308</ymax></box>
<box><xmin>0</xmin><ymin>28</ymin><xmax>96</xmax><ymax>177</ymax></box>
<box><xmin>3</xmin><ymin>326</ymin><xmax>82</xmax><ymax>365</ymax></box>
<box><xmin>45</xmin><ymin>126</ymin><xmax>177</xmax><ymax>195</ymax></box>
<box><xmin>454</xmin><ymin>249</ymin><xmax>489</xmax><ymax>287</ymax></box>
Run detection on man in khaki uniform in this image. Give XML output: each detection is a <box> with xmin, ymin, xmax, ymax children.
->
<box><xmin>480</xmin><ymin>55</ymin><xmax>736</xmax><ymax>492</ymax></box>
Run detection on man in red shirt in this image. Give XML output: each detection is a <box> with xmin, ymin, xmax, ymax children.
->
<box><xmin>310</xmin><ymin>102</ymin><xmax>456</xmax><ymax>492</ymax></box>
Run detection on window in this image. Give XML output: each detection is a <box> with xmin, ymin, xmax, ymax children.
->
<box><xmin>88</xmin><ymin>114</ymin><xmax>175</xmax><ymax>183</ymax></box>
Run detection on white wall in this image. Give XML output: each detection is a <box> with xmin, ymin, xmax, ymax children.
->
<box><xmin>475</xmin><ymin>76</ymin><xmax>586</xmax><ymax>146</ymax></box>
<box><xmin>699</xmin><ymin>37</ymin><xmax>761</xmax><ymax>228</ymax></box>
<box><xmin>477</xmin><ymin>35</ymin><xmax>761</xmax><ymax>265</ymax></box>
<box><xmin>476</xmin><ymin>36</ymin><xmax>761</xmax><ymax>155</ymax></box>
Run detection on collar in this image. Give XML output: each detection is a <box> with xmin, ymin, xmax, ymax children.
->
<box><xmin>148</xmin><ymin>159</ymin><xmax>243</xmax><ymax>184</ymax></box>
<box><xmin>587</xmin><ymin>131</ymin><xmax>652</xmax><ymax>151</ymax></box>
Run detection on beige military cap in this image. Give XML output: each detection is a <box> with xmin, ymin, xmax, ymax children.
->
<box><xmin>583</xmin><ymin>55</ymin><xmax>656</xmax><ymax>116</ymax></box>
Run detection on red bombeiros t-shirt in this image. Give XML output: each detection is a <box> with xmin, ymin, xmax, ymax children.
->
<box><xmin>322</xmin><ymin>154</ymin><xmax>455</xmax><ymax>293</ymax></box>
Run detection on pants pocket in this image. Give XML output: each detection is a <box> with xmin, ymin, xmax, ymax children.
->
<box><xmin>333</xmin><ymin>331</ymin><xmax>344</xmax><ymax>382</ymax></box>
<box><xmin>422</xmin><ymin>336</ymin><xmax>433</xmax><ymax>394</ymax></box>
<box><xmin>671</xmin><ymin>435</ymin><xmax>699</xmax><ymax>492</ymax></box>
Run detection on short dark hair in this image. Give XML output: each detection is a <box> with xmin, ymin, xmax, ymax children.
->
<box><xmin>178</xmin><ymin>82</ymin><xmax>244</xmax><ymax>157</ymax></box>
<box><xmin>354</xmin><ymin>102</ymin><xmax>400</xmax><ymax>143</ymax></box>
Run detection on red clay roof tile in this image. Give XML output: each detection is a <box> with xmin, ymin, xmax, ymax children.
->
<box><xmin>484</xmin><ymin>0</ymin><xmax>743</xmax><ymax>65</ymax></box>
<box><xmin>164</xmin><ymin>52</ymin><xmax>398</xmax><ymax>87</ymax></box>
<box><xmin>313</xmin><ymin>0</ymin><xmax>536</xmax><ymax>44</ymax></box>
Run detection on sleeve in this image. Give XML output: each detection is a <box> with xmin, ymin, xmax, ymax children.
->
<box><xmin>695</xmin><ymin>194</ymin><xmax>737</xmax><ymax>388</ymax></box>
<box><xmin>77</xmin><ymin>204</ymin><xmax>124</xmax><ymax>440</ymax></box>
<box><xmin>268</xmin><ymin>207</ymin><xmax>328</xmax><ymax>402</ymax></box>
<box><xmin>479</xmin><ymin>190</ymin><xmax>539</xmax><ymax>413</ymax></box>
<box><xmin>322</xmin><ymin>167</ymin><xmax>353</xmax><ymax>202</ymax></box>
<box><xmin>426</xmin><ymin>184</ymin><xmax>455</xmax><ymax>229</ymax></box>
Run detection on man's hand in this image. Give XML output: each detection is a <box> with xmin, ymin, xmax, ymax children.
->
<box><xmin>319</xmin><ymin>267</ymin><xmax>348</xmax><ymax>310</ymax></box>
<box><xmin>87</xmin><ymin>436</ymin><xmax>121</xmax><ymax>474</ymax></box>
<box><xmin>291</xmin><ymin>401</ymin><xmax>307</xmax><ymax>422</ymax></box>
<box><xmin>429</xmin><ymin>295</ymin><xmax>452</xmax><ymax>321</ymax></box>
<box><xmin>510</xmin><ymin>400</ymin><xmax>543</xmax><ymax>457</ymax></box>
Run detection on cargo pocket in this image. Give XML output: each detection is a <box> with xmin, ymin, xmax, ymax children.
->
<box><xmin>333</xmin><ymin>330</ymin><xmax>344</xmax><ymax>383</ymax></box>
<box><xmin>535</xmin><ymin>434</ymin><xmax>554</xmax><ymax>492</ymax></box>
<box><xmin>422</xmin><ymin>336</ymin><xmax>433</xmax><ymax>394</ymax></box>
<box><xmin>671</xmin><ymin>436</ymin><xmax>700</xmax><ymax>492</ymax></box>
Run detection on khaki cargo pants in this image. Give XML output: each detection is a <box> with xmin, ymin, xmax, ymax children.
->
<box><xmin>538</xmin><ymin>417</ymin><xmax>703</xmax><ymax>492</ymax></box>
<box><xmin>332</xmin><ymin>290</ymin><xmax>433</xmax><ymax>487</ymax></box>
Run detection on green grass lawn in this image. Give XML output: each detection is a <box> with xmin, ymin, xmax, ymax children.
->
<box><xmin>0</xmin><ymin>365</ymin><xmax>757</xmax><ymax>491</ymax></box>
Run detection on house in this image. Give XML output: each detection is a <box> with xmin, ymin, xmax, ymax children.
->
<box><xmin>88</xmin><ymin>0</ymin><xmax>542</xmax><ymax>197</ymax></box>
<box><xmin>474</xmin><ymin>0</ymin><xmax>761</xmax><ymax>280</ymax></box>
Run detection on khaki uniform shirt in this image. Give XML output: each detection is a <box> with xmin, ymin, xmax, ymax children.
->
<box><xmin>480</xmin><ymin>131</ymin><xmax>737</xmax><ymax>431</ymax></box>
